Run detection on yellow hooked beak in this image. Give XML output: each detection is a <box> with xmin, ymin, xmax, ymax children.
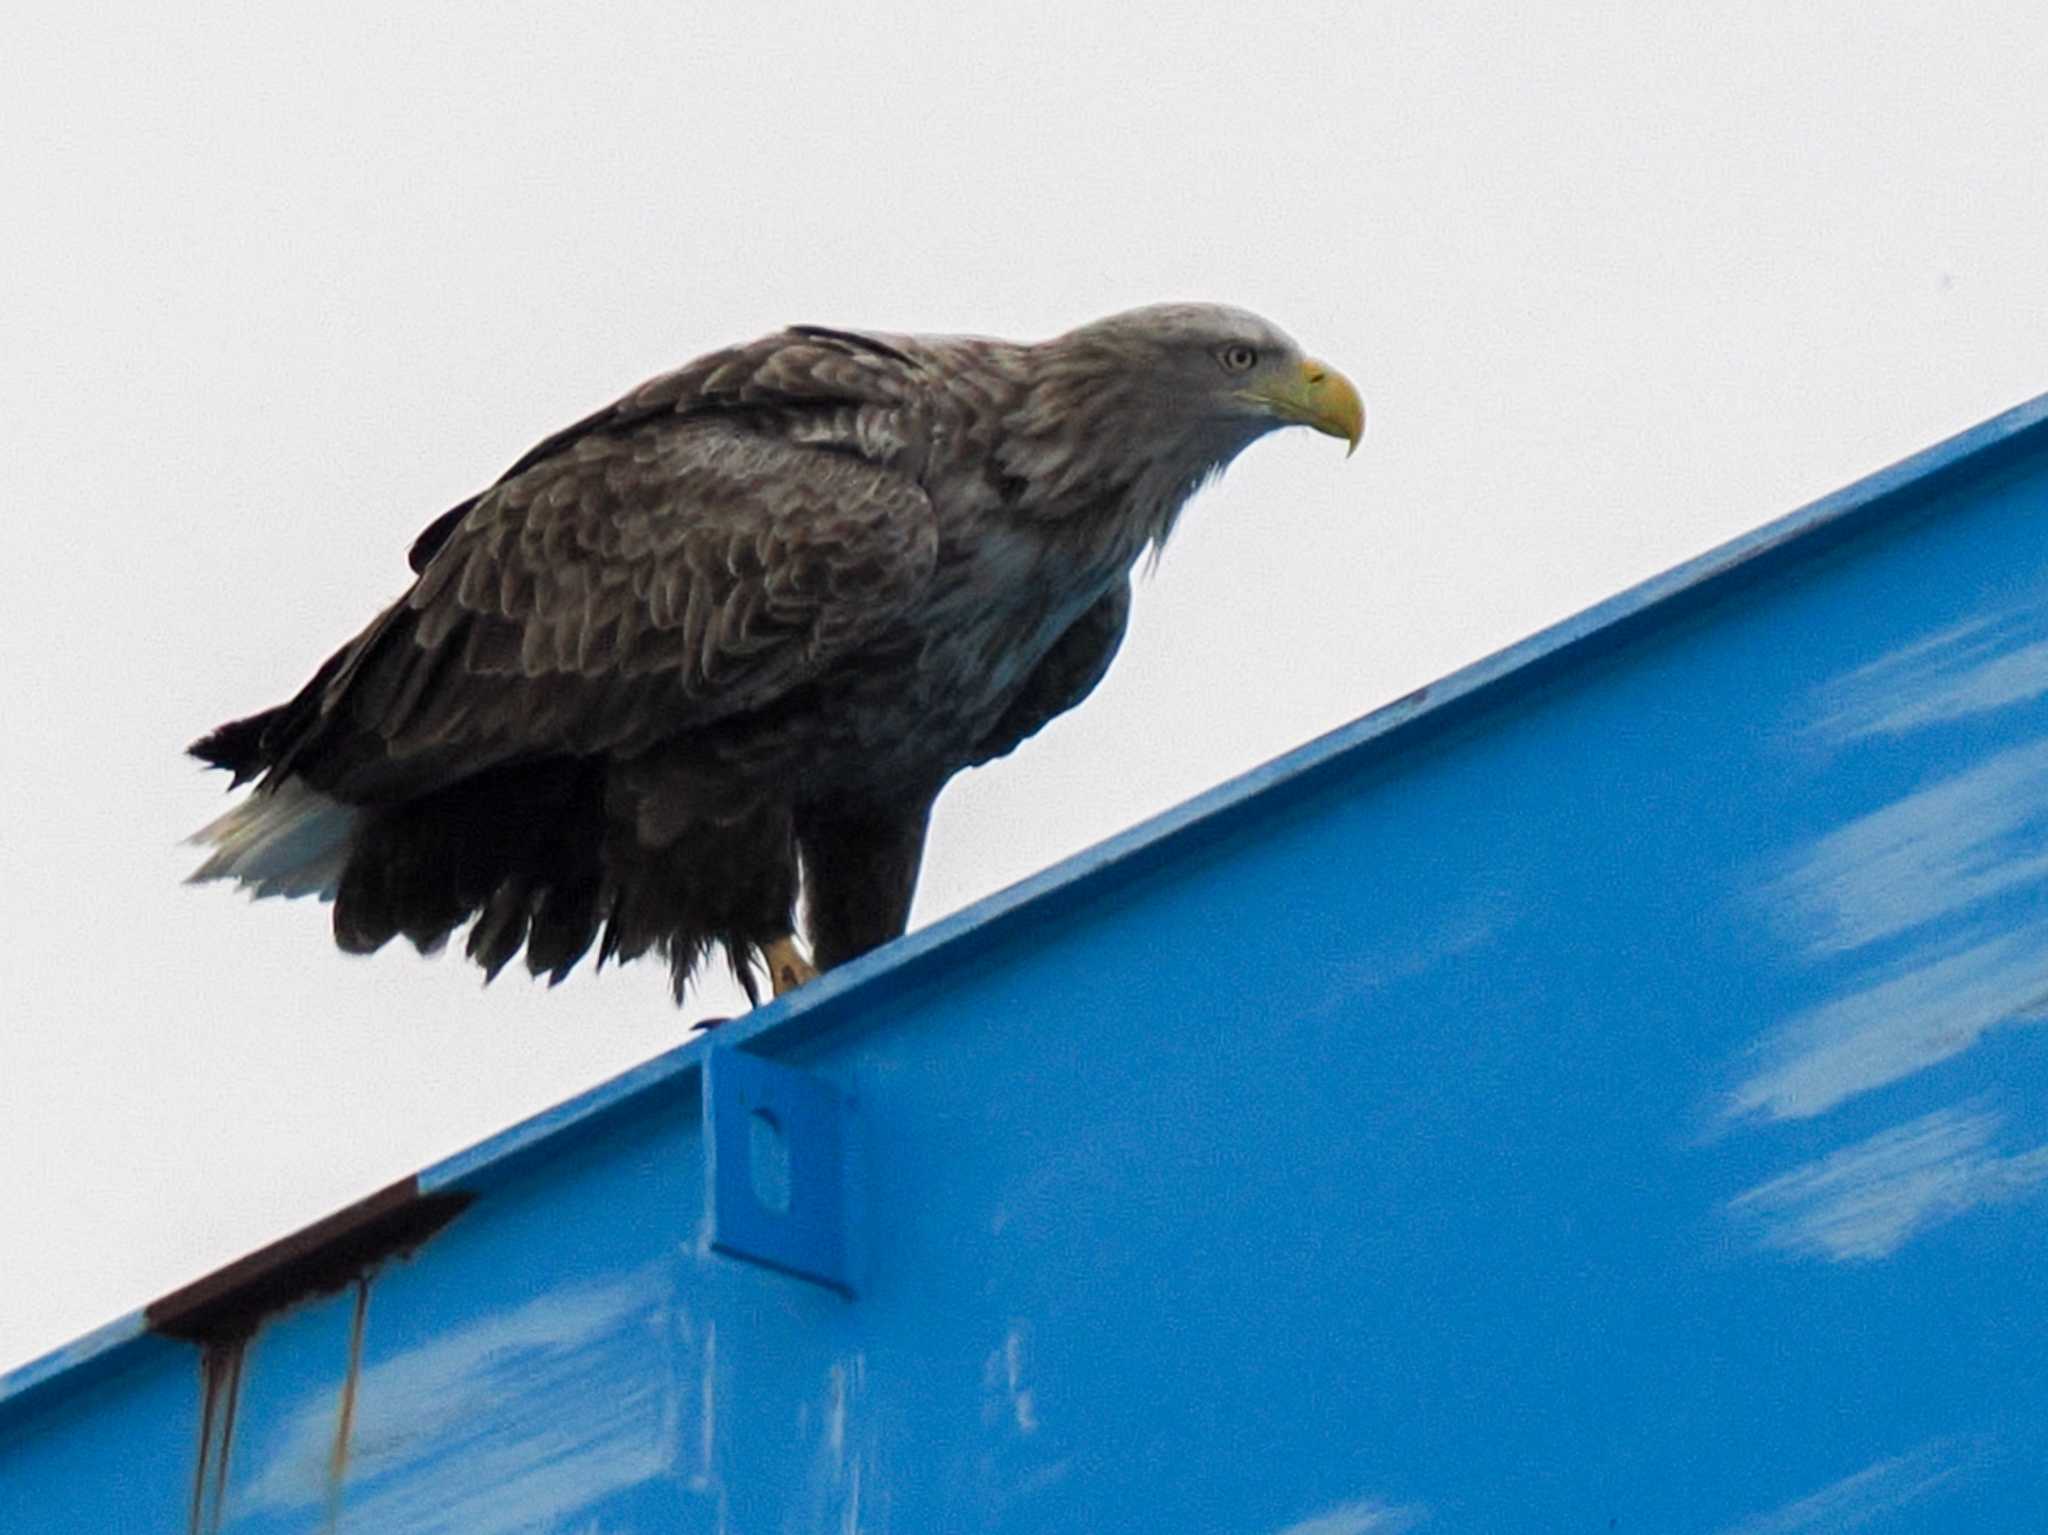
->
<box><xmin>1247</xmin><ymin>357</ymin><xmax>1366</xmax><ymax>456</ymax></box>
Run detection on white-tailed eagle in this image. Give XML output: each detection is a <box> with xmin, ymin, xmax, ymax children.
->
<box><xmin>189</xmin><ymin>304</ymin><xmax>1363</xmax><ymax>1003</ymax></box>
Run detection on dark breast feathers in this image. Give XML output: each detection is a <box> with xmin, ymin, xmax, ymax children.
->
<box><xmin>189</xmin><ymin>325</ymin><xmax>1135</xmax><ymax>1002</ymax></box>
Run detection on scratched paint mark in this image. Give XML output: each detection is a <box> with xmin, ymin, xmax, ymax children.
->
<box><xmin>699</xmin><ymin>1319</ymin><xmax>718</xmax><ymax>1488</ymax></box>
<box><xmin>1270</xmin><ymin>1496</ymin><xmax>1426</xmax><ymax>1535</ymax></box>
<box><xmin>1727</xmin><ymin>1103</ymin><xmax>2048</xmax><ymax>1263</ymax></box>
<box><xmin>1805</xmin><ymin>605</ymin><xmax>2048</xmax><ymax>746</ymax></box>
<box><xmin>236</xmin><ymin>1266</ymin><xmax>678</xmax><ymax>1535</ymax></box>
<box><xmin>1710</xmin><ymin>1436</ymin><xmax>1984</xmax><ymax>1534</ymax></box>
<box><xmin>1761</xmin><ymin>737</ymin><xmax>2048</xmax><ymax>959</ymax></box>
<box><xmin>820</xmin><ymin>1361</ymin><xmax>845</xmax><ymax>1473</ymax></box>
<box><xmin>1725</xmin><ymin>923</ymin><xmax>2048</xmax><ymax>1125</ymax></box>
<box><xmin>1005</xmin><ymin>1327</ymin><xmax>1036</xmax><ymax>1434</ymax></box>
<box><xmin>323</xmin><ymin>1277</ymin><xmax>372</xmax><ymax>1533</ymax></box>
<box><xmin>801</xmin><ymin>1353</ymin><xmax>875</xmax><ymax>1534</ymax></box>
<box><xmin>982</xmin><ymin>1323</ymin><xmax>1038</xmax><ymax>1435</ymax></box>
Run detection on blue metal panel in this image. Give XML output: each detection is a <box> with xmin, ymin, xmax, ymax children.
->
<box><xmin>705</xmin><ymin>1046</ymin><xmax>855</xmax><ymax>1295</ymax></box>
<box><xmin>5</xmin><ymin>393</ymin><xmax>2048</xmax><ymax>1531</ymax></box>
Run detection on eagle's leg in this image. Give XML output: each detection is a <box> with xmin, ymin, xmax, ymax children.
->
<box><xmin>796</xmin><ymin>791</ymin><xmax>939</xmax><ymax>972</ymax></box>
<box><xmin>762</xmin><ymin>934</ymin><xmax>819</xmax><ymax>996</ymax></box>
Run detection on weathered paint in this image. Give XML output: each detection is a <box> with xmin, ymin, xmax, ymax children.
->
<box><xmin>134</xmin><ymin>1178</ymin><xmax>473</xmax><ymax>1535</ymax></box>
<box><xmin>3</xmin><ymin>392</ymin><xmax>2047</xmax><ymax>1530</ymax></box>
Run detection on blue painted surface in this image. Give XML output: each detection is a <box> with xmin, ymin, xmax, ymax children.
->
<box><xmin>6</xmin><ymin>394</ymin><xmax>2048</xmax><ymax>1532</ymax></box>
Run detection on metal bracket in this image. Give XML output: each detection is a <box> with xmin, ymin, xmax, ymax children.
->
<box><xmin>703</xmin><ymin>1046</ymin><xmax>854</xmax><ymax>1295</ymax></box>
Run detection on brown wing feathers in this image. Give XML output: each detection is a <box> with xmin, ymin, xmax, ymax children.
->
<box><xmin>196</xmin><ymin>330</ymin><xmax>938</xmax><ymax>989</ymax></box>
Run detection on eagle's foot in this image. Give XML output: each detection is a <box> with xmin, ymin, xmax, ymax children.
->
<box><xmin>762</xmin><ymin>935</ymin><xmax>819</xmax><ymax>997</ymax></box>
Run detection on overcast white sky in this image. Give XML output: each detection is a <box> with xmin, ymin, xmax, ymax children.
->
<box><xmin>3</xmin><ymin>2</ymin><xmax>2044</xmax><ymax>1375</ymax></box>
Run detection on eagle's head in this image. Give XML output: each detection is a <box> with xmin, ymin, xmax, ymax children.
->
<box><xmin>1053</xmin><ymin>302</ymin><xmax>1365</xmax><ymax>458</ymax></box>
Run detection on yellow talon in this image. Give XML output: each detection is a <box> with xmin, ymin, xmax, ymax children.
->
<box><xmin>762</xmin><ymin>935</ymin><xmax>819</xmax><ymax>997</ymax></box>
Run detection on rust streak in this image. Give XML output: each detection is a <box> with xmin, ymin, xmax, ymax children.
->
<box><xmin>152</xmin><ymin>1175</ymin><xmax>473</xmax><ymax>1535</ymax></box>
<box><xmin>211</xmin><ymin>1340</ymin><xmax>244</xmax><ymax>1531</ymax></box>
<box><xmin>188</xmin><ymin>1335</ymin><xmax>248</xmax><ymax>1535</ymax></box>
<box><xmin>186</xmin><ymin>1345</ymin><xmax>220</xmax><ymax>1535</ymax></box>
<box><xmin>323</xmin><ymin>1277</ymin><xmax>372</xmax><ymax>1534</ymax></box>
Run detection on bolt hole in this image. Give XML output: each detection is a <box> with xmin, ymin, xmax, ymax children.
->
<box><xmin>749</xmin><ymin>1108</ymin><xmax>791</xmax><ymax>1213</ymax></box>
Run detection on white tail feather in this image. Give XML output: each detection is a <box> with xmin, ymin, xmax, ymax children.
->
<box><xmin>186</xmin><ymin>780</ymin><xmax>358</xmax><ymax>900</ymax></box>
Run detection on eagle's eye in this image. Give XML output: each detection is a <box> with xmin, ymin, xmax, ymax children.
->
<box><xmin>1218</xmin><ymin>343</ymin><xmax>1259</xmax><ymax>374</ymax></box>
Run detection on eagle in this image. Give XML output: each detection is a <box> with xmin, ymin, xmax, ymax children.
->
<box><xmin>189</xmin><ymin>304</ymin><xmax>1363</xmax><ymax>1005</ymax></box>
